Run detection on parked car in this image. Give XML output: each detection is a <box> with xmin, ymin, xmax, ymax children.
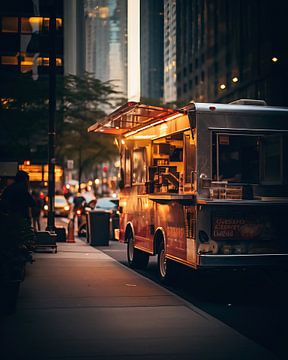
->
<box><xmin>78</xmin><ymin>197</ymin><xmax>119</xmax><ymax>240</ymax></box>
<box><xmin>43</xmin><ymin>195</ymin><xmax>70</xmax><ymax>217</ymax></box>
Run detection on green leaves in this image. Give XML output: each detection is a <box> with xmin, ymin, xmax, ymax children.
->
<box><xmin>57</xmin><ymin>72</ymin><xmax>121</xmax><ymax>183</ymax></box>
<box><xmin>1</xmin><ymin>71</ymin><xmax>122</xmax><ymax>180</ymax></box>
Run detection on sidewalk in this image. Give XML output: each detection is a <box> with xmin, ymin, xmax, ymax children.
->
<box><xmin>0</xmin><ymin>239</ymin><xmax>276</xmax><ymax>360</ymax></box>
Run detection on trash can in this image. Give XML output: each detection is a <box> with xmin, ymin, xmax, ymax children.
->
<box><xmin>87</xmin><ymin>210</ymin><xmax>110</xmax><ymax>246</ymax></box>
<box><xmin>55</xmin><ymin>227</ymin><xmax>66</xmax><ymax>242</ymax></box>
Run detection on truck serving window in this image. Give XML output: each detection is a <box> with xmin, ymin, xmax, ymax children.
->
<box><xmin>125</xmin><ymin>148</ymin><xmax>131</xmax><ymax>186</ymax></box>
<box><xmin>261</xmin><ymin>135</ymin><xmax>283</xmax><ymax>184</ymax></box>
<box><xmin>212</xmin><ymin>133</ymin><xmax>285</xmax><ymax>185</ymax></box>
<box><xmin>132</xmin><ymin>148</ymin><xmax>146</xmax><ymax>184</ymax></box>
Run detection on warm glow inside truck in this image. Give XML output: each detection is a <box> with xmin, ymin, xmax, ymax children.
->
<box><xmin>89</xmin><ymin>100</ymin><xmax>288</xmax><ymax>282</ymax></box>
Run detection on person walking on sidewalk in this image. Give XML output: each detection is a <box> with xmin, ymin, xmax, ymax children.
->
<box><xmin>31</xmin><ymin>190</ymin><xmax>43</xmax><ymax>231</ymax></box>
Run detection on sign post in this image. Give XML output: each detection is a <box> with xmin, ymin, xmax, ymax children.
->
<box><xmin>47</xmin><ymin>0</ymin><xmax>57</xmax><ymax>232</ymax></box>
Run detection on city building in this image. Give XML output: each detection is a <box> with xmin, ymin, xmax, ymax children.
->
<box><xmin>163</xmin><ymin>0</ymin><xmax>177</xmax><ymax>104</ymax></box>
<box><xmin>0</xmin><ymin>0</ymin><xmax>63</xmax><ymax>79</ymax></box>
<box><xmin>85</xmin><ymin>0</ymin><xmax>127</xmax><ymax>98</ymax></box>
<box><xmin>140</xmin><ymin>0</ymin><xmax>164</xmax><ymax>103</ymax></box>
<box><xmin>0</xmin><ymin>0</ymin><xmax>64</xmax><ymax>163</ymax></box>
<box><xmin>64</xmin><ymin>0</ymin><xmax>85</xmax><ymax>76</ymax></box>
<box><xmin>85</xmin><ymin>0</ymin><xmax>164</xmax><ymax>103</ymax></box>
<box><xmin>164</xmin><ymin>0</ymin><xmax>287</xmax><ymax>107</ymax></box>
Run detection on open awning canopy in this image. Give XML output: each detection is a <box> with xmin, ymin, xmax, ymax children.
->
<box><xmin>88</xmin><ymin>102</ymin><xmax>184</xmax><ymax>136</ymax></box>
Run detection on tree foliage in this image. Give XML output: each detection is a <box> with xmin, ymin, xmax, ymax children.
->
<box><xmin>0</xmin><ymin>71</ymin><xmax>123</xmax><ymax>183</ymax></box>
<box><xmin>57</xmin><ymin>72</ymin><xmax>121</xmax><ymax>183</ymax></box>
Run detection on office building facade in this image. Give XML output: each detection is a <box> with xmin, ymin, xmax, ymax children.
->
<box><xmin>0</xmin><ymin>0</ymin><xmax>64</xmax><ymax>162</ymax></box>
<box><xmin>140</xmin><ymin>0</ymin><xmax>164</xmax><ymax>102</ymax></box>
<box><xmin>64</xmin><ymin>0</ymin><xmax>85</xmax><ymax>76</ymax></box>
<box><xmin>85</xmin><ymin>0</ymin><xmax>127</xmax><ymax>97</ymax></box>
<box><xmin>164</xmin><ymin>0</ymin><xmax>287</xmax><ymax>106</ymax></box>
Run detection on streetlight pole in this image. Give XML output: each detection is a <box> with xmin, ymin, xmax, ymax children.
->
<box><xmin>47</xmin><ymin>0</ymin><xmax>57</xmax><ymax>231</ymax></box>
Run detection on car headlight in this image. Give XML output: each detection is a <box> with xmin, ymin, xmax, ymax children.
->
<box><xmin>64</xmin><ymin>205</ymin><xmax>70</xmax><ymax>211</ymax></box>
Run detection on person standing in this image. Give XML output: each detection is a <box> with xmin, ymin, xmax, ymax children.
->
<box><xmin>31</xmin><ymin>190</ymin><xmax>43</xmax><ymax>231</ymax></box>
<box><xmin>0</xmin><ymin>170</ymin><xmax>36</xmax><ymax>247</ymax></box>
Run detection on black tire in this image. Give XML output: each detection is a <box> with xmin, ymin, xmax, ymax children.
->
<box><xmin>127</xmin><ymin>233</ymin><xmax>149</xmax><ymax>269</ymax></box>
<box><xmin>157</xmin><ymin>240</ymin><xmax>175</xmax><ymax>284</ymax></box>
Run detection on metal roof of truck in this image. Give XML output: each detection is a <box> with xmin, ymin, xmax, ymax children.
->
<box><xmin>88</xmin><ymin>102</ymin><xmax>184</xmax><ymax>135</ymax></box>
<box><xmin>88</xmin><ymin>101</ymin><xmax>288</xmax><ymax>136</ymax></box>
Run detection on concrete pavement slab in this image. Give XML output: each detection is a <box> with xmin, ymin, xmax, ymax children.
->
<box><xmin>0</xmin><ymin>240</ymin><xmax>276</xmax><ymax>360</ymax></box>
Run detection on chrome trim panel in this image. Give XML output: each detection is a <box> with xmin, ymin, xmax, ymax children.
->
<box><xmin>199</xmin><ymin>254</ymin><xmax>288</xmax><ymax>268</ymax></box>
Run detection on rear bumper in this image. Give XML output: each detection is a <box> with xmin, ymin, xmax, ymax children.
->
<box><xmin>198</xmin><ymin>253</ymin><xmax>288</xmax><ymax>268</ymax></box>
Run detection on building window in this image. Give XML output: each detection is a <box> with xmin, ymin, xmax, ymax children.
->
<box><xmin>21</xmin><ymin>17</ymin><xmax>62</xmax><ymax>34</ymax></box>
<box><xmin>1</xmin><ymin>55</ymin><xmax>18</xmax><ymax>65</ymax></box>
<box><xmin>1</xmin><ymin>17</ymin><xmax>18</xmax><ymax>33</ymax></box>
<box><xmin>214</xmin><ymin>80</ymin><xmax>218</xmax><ymax>97</ymax></box>
<box><xmin>201</xmin><ymin>71</ymin><xmax>205</xmax><ymax>82</ymax></box>
<box><xmin>21</xmin><ymin>18</ymin><xmax>34</xmax><ymax>33</ymax></box>
<box><xmin>20</xmin><ymin>54</ymin><xmax>35</xmax><ymax>73</ymax></box>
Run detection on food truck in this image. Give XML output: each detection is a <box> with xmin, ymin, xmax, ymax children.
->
<box><xmin>89</xmin><ymin>100</ymin><xmax>288</xmax><ymax>282</ymax></box>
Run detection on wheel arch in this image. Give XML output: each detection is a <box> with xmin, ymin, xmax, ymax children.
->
<box><xmin>153</xmin><ymin>227</ymin><xmax>166</xmax><ymax>255</ymax></box>
<box><xmin>125</xmin><ymin>221</ymin><xmax>135</xmax><ymax>242</ymax></box>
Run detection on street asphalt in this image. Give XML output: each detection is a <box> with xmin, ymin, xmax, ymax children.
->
<box><xmin>0</xmin><ymin>239</ymin><xmax>277</xmax><ymax>360</ymax></box>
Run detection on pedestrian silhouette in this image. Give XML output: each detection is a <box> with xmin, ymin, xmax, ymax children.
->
<box><xmin>31</xmin><ymin>190</ymin><xmax>43</xmax><ymax>231</ymax></box>
<box><xmin>0</xmin><ymin>170</ymin><xmax>36</xmax><ymax>248</ymax></box>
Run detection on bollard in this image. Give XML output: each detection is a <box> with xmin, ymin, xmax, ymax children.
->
<box><xmin>67</xmin><ymin>219</ymin><xmax>75</xmax><ymax>243</ymax></box>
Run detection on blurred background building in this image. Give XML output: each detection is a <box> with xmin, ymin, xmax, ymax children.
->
<box><xmin>85</xmin><ymin>0</ymin><xmax>127</xmax><ymax>97</ymax></box>
<box><xmin>163</xmin><ymin>0</ymin><xmax>177</xmax><ymax>103</ymax></box>
<box><xmin>64</xmin><ymin>0</ymin><xmax>85</xmax><ymax>76</ymax></box>
<box><xmin>166</xmin><ymin>0</ymin><xmax>287</xmax><ymax>106</ymax></box>
<box><xmin>140</xmin><ymin>0</ymin><xmax>164</xmax><ymax>103</ymax></box>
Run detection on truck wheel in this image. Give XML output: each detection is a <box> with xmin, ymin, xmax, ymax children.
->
<box><xmin>127</xmin><ymin>234</ymin><xmax>149</xmax><ymax>269</ymax></box>
<box><xmin>157</xmin><ymin>240</ymin><xmax>175</xmax><ymax>284</ymax></box>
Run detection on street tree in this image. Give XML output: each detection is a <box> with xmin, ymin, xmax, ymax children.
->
<box><xmin>57</xmin><ymin>72</ymin><xmax>122</xmax><ymax>185</ymax></box>
<box><xmin>1</xmin><ymin>71</ymin><xmax>123</xmax><ymax>184</ymax></box>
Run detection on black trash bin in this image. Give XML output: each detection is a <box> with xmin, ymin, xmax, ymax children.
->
<box><xmin>87</xmin><ymin>210</ymin><xmax>110</xmax><ymax>246</ymax></box>
<box><xmin>54</xmin><ymin>227</ymin><xmax>66</xmax><ymax>242</ymax></box>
